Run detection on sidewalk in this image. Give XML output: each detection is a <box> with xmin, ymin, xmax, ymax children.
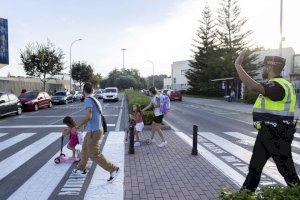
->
<box><xmin>183</xmin><ymin>96</ymin><xmax>300</xmax><ymax>118</ymax></box>
<box><xmin>124</xmin><ymin>130</ymin><xmax>238</xmax><ymax>200</ymax></box>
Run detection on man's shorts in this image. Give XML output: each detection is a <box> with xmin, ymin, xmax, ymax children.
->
<box><xmin>153</xmin><ymin>115</ymin><xmax>164</xmax><ymax>124</ymax></box>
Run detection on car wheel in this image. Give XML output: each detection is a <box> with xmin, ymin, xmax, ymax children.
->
<box><xmin>16</xmin><ymin>107</ymin><xmax>22</xmax><ymax>115</ymax></box>
<box><xmin>48</xmin><ymin>101</ymin><xmax>52</xmax><ymax>108</ymax></box>
<box><xmin>34</xmin><ymin>104</ymin><xmax>39</xmax><ymax>111</ymax></box>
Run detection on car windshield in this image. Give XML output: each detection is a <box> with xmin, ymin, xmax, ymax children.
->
<box><xmin>105</xmin><ymin>89</ymin><xmax>117</xmax><ymax>93</ymax></box>
<box><xmin>19</xmin><ymin>92</ymin><xmax>38</xmax><ymax>99</ymax></box>
<box><xmin>54</xmin><ymin>92</ymin><xmax>66</xmax><ymax>96</ymax></box>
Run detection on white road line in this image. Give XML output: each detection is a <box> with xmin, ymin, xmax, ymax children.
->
<box><xmin>84</xmin><ymin>131</ymin><xmax>125</xmax><ymax>200</ymax></box>
<box><xmin>250</xmin><ymin>131</ymin><xmax>300</xmax><ymax>149</ymax></box>
<box><xmin>224</xmin><ymin>132</ymin><xmax>300</xmax><ymax>166</ymax></box>
<box><xmin>18</xmin><ymin>114</ymin><xmax>118</xmax><ymax>118</ymax></box>
<box><xmin>0</xmin><ymin>124</ymin><xmax>114</xmax><ymax>128</ymax></box>
<box><xmin>174</xmin><ymin>131</ymin><xmax>244</xmax><ymax>187</ymax></box>
<box><xmin>0</xmin><ymin>132</ymin><xmax>61</xmax><ymax>181</ymax></box>
<box><xmin>0</xmin><ymin>133</ymin><xmax>36</xmax><ymax>152</ymax></box>
<box><xmin>115</xmin><ymin>97</ymin><xmax>124</xmax><ymax>131</ymax></box>
<box><xmin>0</xmin><ymin>133</ymin><xmax>8</xmax><ymax>138</ymax></box>
<box><xmin>199</xmin><ymin>132</ymin><xmax>287</xmax><ymax>185</ymax></box>
<box><xmin>8</xmin><ymin>132</ymin><xmax>87</xmax><ymax>200</ymax></box>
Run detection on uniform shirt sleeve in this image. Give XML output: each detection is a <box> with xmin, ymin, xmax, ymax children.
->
<box><xmin>84</xmin><ymin>98</ymin><xmax>93</xmax><ymax>109</ymax></box>
<box><xmin>260</xmin><ymin>81</ymin><xmax>285</xmax><ymax>101</ymax></box>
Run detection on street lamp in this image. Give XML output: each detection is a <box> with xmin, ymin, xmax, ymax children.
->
<box><xmin>147</xmin><ymin>60</ymin><xmax>155</xmax><ymax>87</ymax></box>
<box><xmin>70</xmin><ymin>38</ymin><xmax>82</xmax><ymax>91</ymax></box>
<box><xmin>121</xmin><ymin>48</ymin><xmax>127</xmax><ymax>68</ymax></box>
<box><xmin>279</xmin><ymin>0</ymin><xmax>283</xmax><ymax>56</ymax></box>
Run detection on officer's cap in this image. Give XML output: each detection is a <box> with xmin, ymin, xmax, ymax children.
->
<box><xmin>263</xmin><ymin>56</ymin><xmax>285</xmax><ymax>68</ymax></box>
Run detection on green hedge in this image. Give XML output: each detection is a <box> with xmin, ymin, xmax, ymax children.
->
<box><xmin>125</xmin><ymin>89</ymin><xmax>153</xmax><ymax>125</ymax></box>
<box><xmin>219</xmin><ymin>185</ymin><xmax>300</xmax><ymax>200</ymax></box>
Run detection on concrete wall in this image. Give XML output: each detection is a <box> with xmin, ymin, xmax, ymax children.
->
<box><xmin>0</xmin><ymin>77</ymin><xmax>69</xmax><ymax>96</ymax></box>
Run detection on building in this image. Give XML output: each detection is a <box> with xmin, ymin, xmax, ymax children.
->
<box><xmin>0</xmin><ymin>18</ymin><xmax>9</xmax><ymax>69</ymax></box>
<box><xmin>163</xmin><ymin>60</ymin><xmax>191</xmax><ymax>91</ymax></box>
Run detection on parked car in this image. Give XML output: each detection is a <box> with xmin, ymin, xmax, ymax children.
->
<box><xmin>169</xmin><ymin>90</ymin><xmax>182</xmax><ymax>101</ymax></box>
<box><xmin>103</xmin><ymin>87</ymin><xmax>119</xmax><ymax>102</ymax></box>
<box><xmin>51</xmin><ymin>91</ymin><xmax>73</xmax><ymax>104</ymax></box>
<box><xmin>0</xmin><ymin>92</ymin><xmax>22</xmax><ymax>117</ymax></box>
<box><xmin>19</xmin><ymin>91</ymin><xmax>52</xmax><ymax>111</ymax></box>
<box><xmin>95</xmin><ymin>89</ymin><xmax>104</xmax><ymax>99</ymax></box>
<box><xmin>71</xmin><ymin>91</ymin><xmax>81</xmax><ymax>101</ymax></box>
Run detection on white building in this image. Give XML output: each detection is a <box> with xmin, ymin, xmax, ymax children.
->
<box><xmin>163</xmin><ymin>60</ymin><xmax>191</xmax><ymax>91</ymax></box>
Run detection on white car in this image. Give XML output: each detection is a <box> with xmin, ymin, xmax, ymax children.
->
<box><xmin>103</xmin><ymin>87</ymin><xmax>119</xmax><ymax>102</ymax></box>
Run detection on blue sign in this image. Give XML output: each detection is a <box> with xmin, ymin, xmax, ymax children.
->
<box><xmin>0</xmin><ymin>18</ymin><xmax>9</xmax><ymax>65</ymax></box>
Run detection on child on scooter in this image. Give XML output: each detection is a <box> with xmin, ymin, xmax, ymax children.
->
<box><xmin>62</xmin><ymin>116</ymin><xmax>80</xmax><ymax>158</ymax></box>
<box><xmin>129</xmin><ymin>104</ymin><xmax>144</xmax><ymax>147</ymax></box>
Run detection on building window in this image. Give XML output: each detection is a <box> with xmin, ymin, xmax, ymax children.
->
<box><xmin>173</xmin><ymin>78</ymin><xmax>176</xmax><ymax>84</ymax></box>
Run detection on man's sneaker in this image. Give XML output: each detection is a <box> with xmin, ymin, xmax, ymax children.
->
<box><xmin>72</xmin><ymin>168</ymin><xmax>87</xmax><ymax>175</ymax></box>
<box><xmin>134</xmin><ymin>141</ymin><xmax>140</xmax><ymax>147</ymax></box>
<box><xmin>107</xmin><ymin>167</ymin><xmax>120</xmax><ymax>183</ymax></box>
<box><xmin>147</xmin><ymin>138</ymin><xmax>155</xmax><ymax>144</ymax></box>
<box><xmin>158</xmin><ymin>141</ymin><xmax>167</xmax><ymax>148</ymax></box>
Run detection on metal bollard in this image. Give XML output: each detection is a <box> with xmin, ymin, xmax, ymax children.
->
<box><xmin>192</xmin><ymin>125</ymin><xmax>198</xmax><ymax>155</ymax></box>
<box><xmin>129</xmin><ymin>125</ymin><xmax>135</xmax><ymax>154</ymax></box>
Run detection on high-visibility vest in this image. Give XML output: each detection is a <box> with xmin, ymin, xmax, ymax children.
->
<box><xmin>253</xmin><ymin>78</ymin><xmax>296</xmax><ymax>122</ymax></box>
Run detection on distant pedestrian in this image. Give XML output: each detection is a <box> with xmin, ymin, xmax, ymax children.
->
<box><xmin>235</xmin><ymin>50</ymin><xmax>300</xmax><ymax>192</ymax></box>
<box><xmin>129</xmin><ymin>104</ymin><xmax>144</xmax><ymax>147</ymax></box>
<box><xmin>142</xmin><ymin>87</ymin><xmax>167</xmax><ymax>148</ymax></box>
<box><xmin>73</xmin><ymin>82</ymin><xmax>119</xmax><ymax>183</ymax></box>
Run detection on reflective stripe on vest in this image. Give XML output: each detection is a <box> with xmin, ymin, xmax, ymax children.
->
<box><xmin>253</xmin><ymin>78</ymin><xmax>296</xmax><ymax>118</ymax></box>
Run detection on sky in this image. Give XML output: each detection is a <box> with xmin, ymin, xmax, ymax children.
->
<box><xmin>0</xmin><ymin>0</ymin><xmax>299</xmax><ymax>78</ymax></box>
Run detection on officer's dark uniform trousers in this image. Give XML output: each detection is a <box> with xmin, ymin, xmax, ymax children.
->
<box><xmin>242</xmin><ymin>122</ymin><xmax>300</xmax><ymax>191</ymax></box>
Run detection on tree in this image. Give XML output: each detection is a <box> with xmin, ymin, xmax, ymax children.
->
<box><xmin>91</xmin><ymin>73</ymin><xmax>102</xmax><ymax>88</ymax></box>
<box><xmin>186</xmin><ymin>4</ymin><xmax>222</xmax><ymax>95</ymax></box>
<box><xmin>216</xmin><ymin>0</ymin><xmax>259</xmax><ymax>78</ymax></box>
<box><xmin>71</xmin><ymin>61</ymin><xmax>94</xmax><ymax>89</ymax></box>
<box><xmin>146</xmin><ymin>75</ymin><xmax>168</xmax><ymax>89</ymax></box>
<box><xmin>20</xmin><ymin>40</ymin><xmax>64</xmax><ymax>91</ymax></box>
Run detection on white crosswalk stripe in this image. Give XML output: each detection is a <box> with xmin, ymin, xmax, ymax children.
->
<box><xmin>0</xmin><ymin>132</ymin><xmax>61</xmax><ymax>181</ymax></box>
<box><xmin>0</xmin><ymin>133</ymin><xmax>36</xmax><ymax>152</ymax></box>
<box><xmin>0</xmin><ymin>133</ymin><xmax>8</xmax><ymax>138</ymax></box>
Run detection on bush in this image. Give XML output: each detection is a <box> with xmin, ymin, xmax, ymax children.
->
<box><xmin>125</xmin><ymin>89</ymin><xmax>153</xmax><ymax>125</ymax></box>
<box><xmin>244</xmin><ymin>90</ymin><xmax>259</xmax><ymax>104</ymax></box>
<box><xmin>218</xmin><ymin>185</ymin><xmax>300</xmax><ymax>200</ymax></box>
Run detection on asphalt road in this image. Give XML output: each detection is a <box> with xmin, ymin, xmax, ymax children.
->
<box><xmin>165</xmin><ymin>99</ymin><xmax>300</xmax><ymax>188</ymax></box>
<box><xmin>0</xmin><ymin>94</ymin><xmax>125</xmax><ymax>200</ymax></box>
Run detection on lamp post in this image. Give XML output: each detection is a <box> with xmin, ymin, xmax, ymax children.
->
<box><xmin>279</xmin><ymin>0</ymin><xmax>283</xmax><ymax>57</ymax></box>
<box><xmin>147</xmin><ymin>60</ymin><xmax>155</xmax><ymax>87</ymax></box>
<box><xmin>121</xmin><ymin>48</ymin><xmax>127</xmax><ymax>69</ymax></box>
<box><xmin>70</xmin><ymin>39</ymin><xmax>82</xmax><ymax>91</ymax></box>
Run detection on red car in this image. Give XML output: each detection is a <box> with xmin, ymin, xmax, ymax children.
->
<box><xmin>19</xmin><ymin>91</ymin><xmax>52</xmax><ymax>111</ymax></box>
<box><xmin>169</xmin><ymin>90</ymin><xmax>182</xmax><ymax>101</ymax></box>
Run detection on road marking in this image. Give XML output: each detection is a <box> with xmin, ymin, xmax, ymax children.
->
<box><xmin>174</xmin><ymin>131</ymin><xmax>244</xmax><ymax>187</ymax></box>
<box><xmin>0</xmin><ymin>133</ymin><xmax>36</xmax><ymax>152</ymax></box>
<box><xmin>115</xmin><ymin>96</ymin><xmax>124</xmax><ymax>131</ymax></box>
<box><xmin>84</xmin><ymin>131</ymin><xmax>125</xmax><ymax>200</ymax></box>
<box><xmin>0</xmin><ymin>133</ymin><xmax>8</xmax><ymax>138</ymax></box>
<box><xmin>8</xmin><ymin>132</ymin><xmax>86</xmax><ymax>199</ymax></box>
<box><xmin>0</xmin><ymin>132</ymin><xmax>61</xmax><ymax>181</ymax></box>
<box><xmin>250</xmin><ymin>131</ymin><xmax>300</xmax><ymax>150</ymax></box>
<box><xmin>224</xmin><ymin>131</ymin><xmax>300</xmax><ymax>166</ymax></box>
<box><xmin>18</xmin><ymin>114</ymin><xmax>118</xmax><ymax>119</ymax></box>
<box><xmin>199</xmin><ymin>132</ymin><xmax>287</xmax><ymax>185</ymax></box>
<box><xmin>0</xmin><ymin>124</ymin><xmax>115</xmax><ymax>129</ymax></box>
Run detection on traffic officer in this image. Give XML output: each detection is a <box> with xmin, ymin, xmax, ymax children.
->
<box><xmin>235</xmin><ymin>50</ymin><xmax>300</xmax><ymax>192</ymax></box>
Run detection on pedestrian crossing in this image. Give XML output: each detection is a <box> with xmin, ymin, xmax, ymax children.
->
<box><xmin>176</xmin><ymin>129</ymin><xmax>300</xmax><ymax>188</ymax></box>
<box><xmin>0</xmin><ymin>131</ymin><xmax>125</xmax><ymax>200</ymax></box>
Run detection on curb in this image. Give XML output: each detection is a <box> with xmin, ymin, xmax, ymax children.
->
<box><xmin>143</xmin><ymin>125</ymin><xmax>172</xmax><ymax>131</ymax></box>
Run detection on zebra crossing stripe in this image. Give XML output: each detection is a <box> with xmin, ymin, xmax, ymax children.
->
<box><xmin>175</xmin><ymin>131</ymin><xmax>244</xmax><ymax>187</ymax></box>
<box><xmin>224</xmin><ymin>132</ymin><xmax>300</xmax><ymax>166</ymax></box>
<box><xmin>0</xmin><ymin>133</ymin><xmax>36</xmax><ymax>152</ymax></box>
<box><xmin>250</xmin><ymin>131</ymin><xmax>300</xmax><ymax>149</ymax></box>
<box><xmin>9</xmin><ymin>132</ymin><xmax>87</xmax><ymax>200</ymax></box>
<box><xmin>0</xmin><ymin>132</ymin><xmax>61</xmax><ymax>181</ymax></box>
<box><xmin>199</xmin><ymin>132</ymin><xmax>286</xmax><ymax>185</ymax></box>
<box><xmin>84</xmin><ymin>131</ymin><xmax>125</xmax><ymax>200</ymax></box>
<box><xmin>0</xmin><ymin>133</ymin><xmax>8</xmax><ymax>138</ymax></box>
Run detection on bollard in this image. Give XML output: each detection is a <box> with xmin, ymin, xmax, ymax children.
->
<box><xmin>129</xmin><ymin>125</ymin><xmax>135</xmax><ymax>154</ymax></box>
<box><xmin>192</xmin><ymin>125</ymin><xmax>198</xmax><ymax>155</ymax></box>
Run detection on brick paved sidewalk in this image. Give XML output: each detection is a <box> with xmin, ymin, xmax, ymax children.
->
<box><xmin>124</xmin><ymin>130</ymin><xmax>238</xmax><ymax>200</ymax></box>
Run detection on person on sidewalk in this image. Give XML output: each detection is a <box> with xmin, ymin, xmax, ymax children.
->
<box><xmin>129</xmin><ymin>104</ymin><xmax>144</xmax><ymax>147</ymax></box>
<box><xmin>72</xmin><ymin>82</ymin><xmax>119</xmax><ymax>183</ymax></box>
<box><xmin>142</xmin><ymin>87</ymin><xmax>167</xmax><ymax>148</ymax></box>
<box><xmin>235</xmin><ymin>50</ymin><xmax>300</xmax><ymax>192</ymax></box>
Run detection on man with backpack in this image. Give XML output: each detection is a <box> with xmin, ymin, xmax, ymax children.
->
<box><xmin>73</xmin><ymin>82</ymin><xmax>119</xmax><ymax>183</ymax></box>
<box><xmin>142</xmin><ymin>87</ymin><xmax>168</xmax><ymax>148</ymax></box>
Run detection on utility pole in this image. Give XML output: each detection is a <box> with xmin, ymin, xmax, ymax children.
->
<box><xmin>69</xmin><ymin>39</ymin><xmax>82</xmax><ymax>91</ymax></box>
<box><xmin>121</xmin><ymin>48</ymin><xmax>126</xmax><ymax>69</ymax></box>
<box><xmin>279</xmin><ymin>0</ymin><xmax>283</xmax><ymax>57</ymax></box>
